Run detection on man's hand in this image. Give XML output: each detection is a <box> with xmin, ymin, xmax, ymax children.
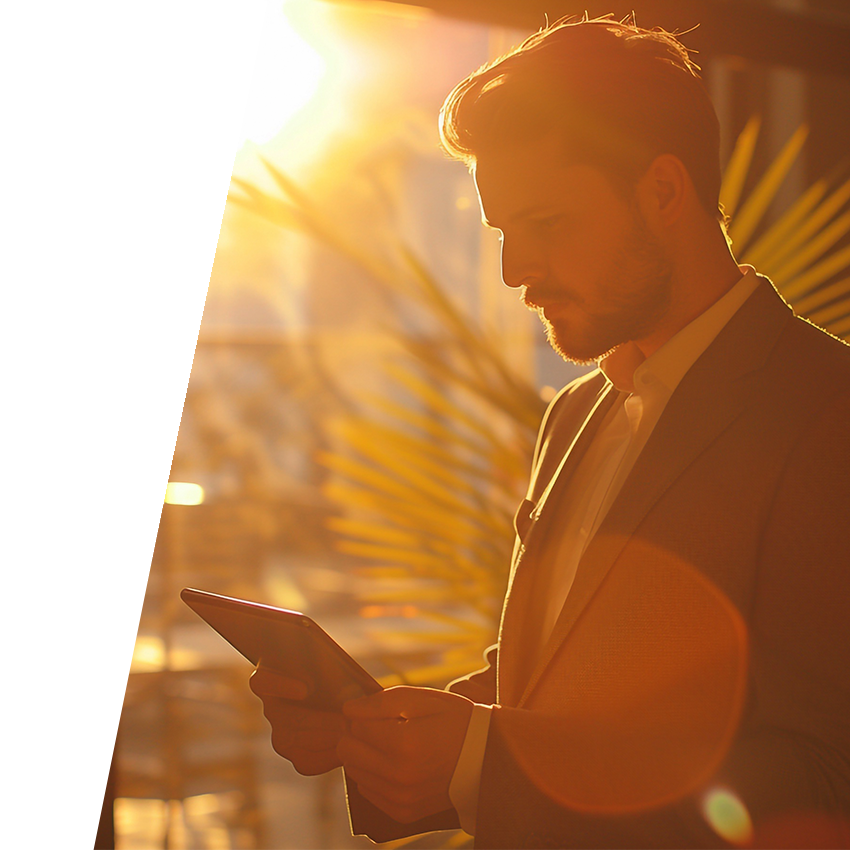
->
<box><xmin>338</xmin><ymin>686</ymin><xmax>474</xmax><ymax>823</ymax></box>
<box><xmin>249</xmin><ymin>665</ymin><xmax>347</xmax><ymax>775</ymax></box>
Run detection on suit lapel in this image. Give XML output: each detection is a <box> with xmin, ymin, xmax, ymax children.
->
<box><xmin>514</xmin><ymin>279</ymin><xmax>793</xmax><ymax>707</ymax></box>
<box><xmin>498</xmin><ymin>380</ymin><xmax>616</xmax><ymax>704</ymax></box>
<box><xmin>530</xmin><ymin>382</ymin><xmax>619</xmax><ymax>533</ymax></box>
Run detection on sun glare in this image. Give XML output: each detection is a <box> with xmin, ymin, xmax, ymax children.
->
<box><xmin>242</xmin><ymin>1</ymin><xmax>325</xmax><ymax>145</ymax></box>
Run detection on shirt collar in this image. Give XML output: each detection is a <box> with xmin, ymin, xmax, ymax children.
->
<box><xmin>599</xmin><ymin>265</ymin><xmax>761</xmax><ymax>396</ymax></box>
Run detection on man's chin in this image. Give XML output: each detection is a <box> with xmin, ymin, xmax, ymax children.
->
<box><xmin>545</xmin><ymin>322</ymin><xmax>616</xmax><ymax>366</ymax></box>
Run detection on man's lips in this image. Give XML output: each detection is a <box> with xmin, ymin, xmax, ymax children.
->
<box><xmin>522</xmin><ymin>287</ymin><xmax>580</xmax><ymax>312</ymax></box>
<box><xmin>522</xmin><ymin>291</ymin><xmax>547</xmax><ymax>311</ymax></box>
<box><xmin>523</xmin><ymin>295</ymin><xmax>576</xmax><ymax>316</ymax></box>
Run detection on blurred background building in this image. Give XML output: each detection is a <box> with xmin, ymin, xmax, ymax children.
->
<box><xmin>100</xmin><ymin>1</ymin><xmax>850</xmax><ymax>847</ymax></box>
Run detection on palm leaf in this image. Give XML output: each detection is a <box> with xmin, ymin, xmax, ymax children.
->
<box><xmin>829</xmin><ymin>313</ymin><xmax>850</xmax><ymax>337</ymax></box>
<box><xmin>807</xmin><ymin>280</ymin><xmax>850</xmax><ymax>326</ymax></box>
<box><xmin>792</xmin><ymin>275</ymin><xmax>850</xmax><ymax>316</ymax></box>
<box><xmin>725</xmin><ymin>122</ymin><xmax>850</xmax><ymax>340</ymax></box>
<box><xmin>728</xmin><ymin>124</ymin><xmax>809</xmax><ymax>252</ymax></box>
<box><xmin>757</xmin><ymin>179</ymin><xmax>850</xmax><ymax>283</ymax></box>
<box><xmin>327</xmin><ymin>417</ymin><xmax>513</xmax><ymax>487</ymax></box>
<box><xmin>719</xmin><ymin>114</ymin><xmax>761</xmax><ymax>221</ymax></box>
<box><xmin>781</xmin><ymin>242</ymin><xmax>850</xmax><ymax>303</ymax></box>
<box><xmin>326</xmin><ymin>516</ymin><xmax>421</xmax><ymax>548</ymax></box>
<box><xmin>741</xmin><ymin>176</ymin><xmax>829</xmax><ymax>270</ymax></box>
<box><xmin>322</xmin><ymin>481</ymin><xmax>508</xmax><ymax>563</ymax></box>
<box><xmin>319</xmin><ymin>452</ymin><xmax>507</xmax><ymax>537</ymax></box>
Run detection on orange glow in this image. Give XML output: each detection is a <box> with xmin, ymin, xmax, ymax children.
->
<box><xmin>702</xmin><ymin>788</ymin><xmax>754</xmax><ymax>846</ymax></box>
<box><xmin>751</xmin><ymin>811</ymin><xmax>850</xmax><ymax>849</ymax></box>
<box><xmin>501</xmin><ymin>538</ymin><xmax>749</xmax><ymax>814</ymax></box>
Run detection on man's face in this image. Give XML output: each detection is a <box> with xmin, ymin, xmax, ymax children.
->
<box><xmin>474</xmin><ymin>135</ymin><xmax>672</xmax><ymax>364</ymax></box>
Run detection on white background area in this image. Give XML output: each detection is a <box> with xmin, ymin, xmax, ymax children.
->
<box><xmin>1</xmin><ymin>2</ymin><xmax>269</xmax><ymax>845</ymax></box>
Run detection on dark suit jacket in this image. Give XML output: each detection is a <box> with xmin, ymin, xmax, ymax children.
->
<box><xmin>348</xmin><ymin>278</ymin><xmax>850</xmax><ymax>847</ymax></box>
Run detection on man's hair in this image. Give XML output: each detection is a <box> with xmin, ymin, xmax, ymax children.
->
<box><xmin>439</xmin><ymin>15</ymin><xmax>724</xmax><ymax>221</ymax></box>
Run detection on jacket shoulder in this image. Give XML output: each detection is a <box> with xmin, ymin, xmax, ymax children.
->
<box><xmin>770</xmin><ymin>314</ymin><xmax>850</xmax><ymax>406</ymax></box>
<box><xmin>788</xmin><ymin>314</ymin><xmax>850</xmax><ymax>370</ymax></box>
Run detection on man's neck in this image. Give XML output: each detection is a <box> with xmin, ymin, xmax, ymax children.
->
<box><xmin>634</xmin><ymin>245</ymin><xmax>743</xmax><ymax>360</ymax></box>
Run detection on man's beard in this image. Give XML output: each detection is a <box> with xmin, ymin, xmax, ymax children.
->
<box><xmin>531</xmin><ymin>213</ymin><xmax>673</xmax><ymax>365</ymax></box>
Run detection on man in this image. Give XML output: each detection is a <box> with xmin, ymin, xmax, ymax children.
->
<box><xmin>251</xmin><ymin>16</ymin><xmax>850</xmax><ymax>848</ymax></box>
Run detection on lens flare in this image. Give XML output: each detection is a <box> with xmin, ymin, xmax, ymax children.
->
<box><xmin>701</xmin><ymin>788</ymin><xmax>754</xmax><ymax>846</ymax></box>
<box><xmin>500</xmin><ymin>538</ymin><xmax>749</xmax><ymax>814</ymax></box>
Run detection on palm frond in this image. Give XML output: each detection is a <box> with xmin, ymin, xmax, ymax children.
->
<box><xmin>781</xmin><ymin>242</ymin><xmax>850</xmax><ymax>303</ymax></box>
<box><xmin>756</xmin><ymin>177</ymin><xmax>850</xmax><ymax>281</ymax></box>
<box><xmin>806</xmin><ymin>280</ymin><xmax>850</xmax><ymax>327</ymax></box>
<box><xmin>728</xmin><ymin>124</ymin><xmax>809</xmax><ymax>253</ymax></box>
<box><xmin>829</xmin><ymin>313</ymin><xmax>850</xmax><ymax>338</ymax></box>
<box><xmin>719</xmin><ymin>114</ymin><xmax>761</xmax><ymax>221</ymax></box>
<box><xmin>727</xmin><ymin>123</ymin><xmax>850</xmax><ymax>339</ymax></box>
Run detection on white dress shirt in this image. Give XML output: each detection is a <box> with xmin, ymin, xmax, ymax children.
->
<box><xmin>448</xmin><ymin>267</ymin><xmax>761</xmax><ymax>836</ymax></box>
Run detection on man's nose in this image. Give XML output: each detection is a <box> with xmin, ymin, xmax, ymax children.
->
<box><xmin>501</xmin><ymin>238</ymin><xmax>544</xmax><ymax>289</ymax></box>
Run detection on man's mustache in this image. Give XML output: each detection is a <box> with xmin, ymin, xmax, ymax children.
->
<box><xmin>521</xmin><ymin>287</ymin><xmax>581</xmax><ymax>310</ymax></box>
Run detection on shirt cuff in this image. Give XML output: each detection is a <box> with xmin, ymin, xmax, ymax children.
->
<box><xmin>448</xmin><ymin>703</ymin><xmax>493</xmax><ymax>836</ymax></box>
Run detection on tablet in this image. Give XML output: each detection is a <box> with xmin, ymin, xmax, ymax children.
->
<box><xmin>180</xmin><ymin>587</ymin><xmax>382</xmax><ymax>711</ymax></box>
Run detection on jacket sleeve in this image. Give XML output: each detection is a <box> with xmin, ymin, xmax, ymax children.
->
<box><xmin>345</xmin><ymin>776</ymin><xmax>461</xmax><ymax>844</ymax></box>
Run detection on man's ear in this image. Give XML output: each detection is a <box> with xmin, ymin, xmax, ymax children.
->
<box><xmin>636</xmin><ymin>154</ymin><xmax>689</xmax><ymax>229</ymax></box>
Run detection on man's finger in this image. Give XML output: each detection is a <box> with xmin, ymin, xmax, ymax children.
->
<box><xmin>269</xmin><ymin>715</ymin><xmax>344</xmax><ymax>759</ymax></box>
<box><xmin>352</xmin><ymin>783</ymin><xmax>413</xmax><ymax>821</ymax></box>
<box><xmin>347</xmin><ymin>715</ymin><xmax>410</xmax><ymax>752</ymax></box>
<box><xmin>286</xmin><ymin>747</ymin><xmax>343</xmax><ymax>776</ymax></box>
<box><xmin>250</xmin><ymin>667</ymin><xmax>310</xmax><ymax>700</ymax></box>
<box><xmin>350</xmin><ymin>774</ymin><xmax>451</xmax><ymax>824</ymax></box>
<box><xmin>345</xmin><ymin>759</ymin><xmax>443</xmax><ymax>801</ymax></box>
<box><xmin>271</xmin><ymin>723</ymin><xmax>342</xmax><ymax>752</ymax></box>
<box><xmin>337</xmin><ymin>732</ymin><xmax>398</xmax><ymax>780</ymax></box>
<box><xmin>343</xmin><ymin>686</ymin><xmax>445</xmax><ymax>720</ymax></box>
<box><xmin>262</xmin><ymin>701</ymin><xmax>347</xmax><ymax>733</ymax></box>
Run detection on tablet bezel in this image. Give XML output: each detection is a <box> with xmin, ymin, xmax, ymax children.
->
<box><xmin>180</xmin><ymin>587</ymin><xmax>382</xmax><ymax>711</ymax></box>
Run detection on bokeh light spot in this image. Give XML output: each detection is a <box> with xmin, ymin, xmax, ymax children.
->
<box><xmin>164</xmin><ymin>481</ymin><xmax>205</xmax><ymax>505</ymax></box>
<box><xmin>702</xmin><ymin>787</ymin><xmax>754</xmax><ymax>846</ymax></box>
